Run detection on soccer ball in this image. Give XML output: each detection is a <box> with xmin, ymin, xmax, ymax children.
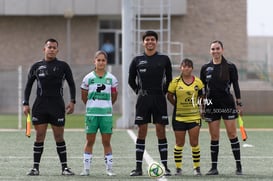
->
<box><xmin>147</xmin><ymin>161</ymin><xmax>165</xmax><ymax>178</ymax></box>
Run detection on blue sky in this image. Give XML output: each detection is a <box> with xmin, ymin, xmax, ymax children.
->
<box><xmin>248</xmin><ymin>0</ymin><xmax>273</xmax><ymax>36</ymax></box>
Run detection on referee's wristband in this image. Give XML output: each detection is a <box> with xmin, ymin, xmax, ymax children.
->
<box><xmin>236</xmin><ymin>101</ymin><xmax>243</xmax><ymax>106</ymax></box>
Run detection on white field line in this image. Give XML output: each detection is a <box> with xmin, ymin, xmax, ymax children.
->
<box><xmin>126</xmin><ymin>129</ymin><xmax>154</xmax><ymax>165</ymax></box>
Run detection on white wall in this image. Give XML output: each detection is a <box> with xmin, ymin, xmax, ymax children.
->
<box><xmin>0</xmin><ymin>0</ymin><xmax>187</xmax><ymax>16</ymax></box>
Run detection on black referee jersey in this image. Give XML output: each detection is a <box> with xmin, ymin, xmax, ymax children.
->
<box><xmin>200</xmin><ymin>56</ymin><xmax>241</xmax><ymax>99</ymax></box>
<box><xmin>128</xmin><ymin>52</ymin><xmax>172</xmax><ymax>95</ymax></box>
<box><xmin>24</xmin><ymin>58</ymin><xmax>76</xmax><ymax>102</ymax></box>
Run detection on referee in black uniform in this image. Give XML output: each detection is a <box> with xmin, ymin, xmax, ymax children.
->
<box><xmin>23</xmin><ymin>38</ymin><xmax>76</xmax><ymax>176</ymax></box>
<box><xmin>200</xmin><ymin>40</ymin><xmax>243</xmax><ymax>176</ymax></box>
<box><xmin>128</xmin><ymin>31</ymin><xmax>173</xmax><ymax>176</ymax></box>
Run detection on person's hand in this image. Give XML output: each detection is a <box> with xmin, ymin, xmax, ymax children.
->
<box><xmin>201</xmin><ymin>112</ymin><xmax>205</xmax><ymax>120</ymax></box>
<box><xmin>66</xmin><ymin>102</ymin><xmax>75</xmax><ymax>114</ymax></box>
<box><xmin>23</xmin><ymin>105</ymin><xmax>30</xmax><ymax>116</ymax></box>
<box><xmin>236</xmin><ymin>100</ymin><xmax>243</xmax><ymax>116</ymax></box>
<box><xmin>237</xmin><ymin>105</ymin><xmax>243</xmax><ymax>116</ymax></box>
<box><xmin>200</xmin><ymin>106</ymin><xmax>205</xmax><ymax>119</ymax></box>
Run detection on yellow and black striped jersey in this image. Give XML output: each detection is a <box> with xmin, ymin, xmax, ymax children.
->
<box><xmin>168</xmin><ymin>76</ymin><xmax>204</xmax><ymax>122</ymax></box>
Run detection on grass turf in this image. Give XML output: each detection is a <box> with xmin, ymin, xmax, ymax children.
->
<box><xmin>0</xmin><ymin>129</ymin><xmax>273</xmax><ymax>181</ymax></box>
<box><xmin>0</xmin><ymin>114</ymin><xmax>272</xmax><ymax>129</ymax></box>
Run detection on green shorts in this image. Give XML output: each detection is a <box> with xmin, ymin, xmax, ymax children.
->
<box><xmin>85</xmin><ymin>116</ymin><xmax>113</xmax><ymax>134</ymax></box>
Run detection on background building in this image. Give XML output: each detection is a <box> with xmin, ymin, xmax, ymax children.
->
<box><xmin>0</xmin><ymin>0</ymin><xmax>247</xmax><ymax>66</ymax></box>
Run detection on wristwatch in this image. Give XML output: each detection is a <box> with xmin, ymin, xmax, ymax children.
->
<box><xmin>236</xmin><ymin>101</ymin><xmax>243</xmax><ymax>106</ymax></box>
<box><xmin>22</xmin><ymin>100</ymin><xmax>29</xmax><ymax>106</ymax></box>
<box><xmin>70</xmin><ymin>99</ymin><xmax>76</xmax><ymax>104</ymax></box>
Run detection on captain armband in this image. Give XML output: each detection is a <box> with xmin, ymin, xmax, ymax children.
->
<box><xmin>111</xmin><ymin>87</ymin><xmax>117</xmax><ymax>94</ymax></box>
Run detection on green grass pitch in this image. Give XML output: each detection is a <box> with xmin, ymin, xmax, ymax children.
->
<box><xmin>0</xmin><ymin>114</ymin><xmax>273</xmax><ymax>129</ymax></box>
<box><xmin>1</xmin><ymin>128</ymin><xmax>273</xmax><ymax>180</ymax></box>
<box><xmin>0</xmin><ymin>114</ymin><xmax>273</xmax><ymax>180</ymax></box>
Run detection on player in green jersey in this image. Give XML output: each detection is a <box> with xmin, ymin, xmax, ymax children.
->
<box><xmin>80</xmin><ymin>50</ymin><xmax>118</xmax><ymax>176</ymax></box>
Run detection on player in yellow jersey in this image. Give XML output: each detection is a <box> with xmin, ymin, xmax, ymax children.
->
<box><xmin>167</xmin><ymin>58</ymin><xmax>205</xmax><ymax>176</ymax></box>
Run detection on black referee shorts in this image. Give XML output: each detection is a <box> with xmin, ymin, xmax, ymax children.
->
<box><xmin>31</xmin><ymin>97</ymin><xmax>66</xmax><ymax>126</ymax></box>
<box><xmin>134</xmin><ymin>94</ymin><xmax>169</xmax><ymax>125</ymax></box>
<box><xmin>204</xmin><ymin>95</ymin><xmax>238</xmax><ymax>122</ymax></box>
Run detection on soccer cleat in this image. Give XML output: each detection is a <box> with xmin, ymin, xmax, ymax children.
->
<box><xmin>174</xmin><ymin>168</ymin><xmax>182</xmax><ymax>176</ymax></box>
<box><xmin>193</xmin><ymin>167</ymin><xmax>202</xmax><ymax>176</ymax></box>
<box><xmin>206</xmin><ymin>168</ymin><xmax>219</xmax><ymax>175</ymax></box>
<box><xmin>62</xmin><ymin>167</ymin><xmax>75</xmax><ymax>176</ymax></box>
<box><xmin>80</xmin><ymin>169</ymin><xmax>90</xmax><ymax>176</ymax></box>
<box><xmin>27</xmin><ymin>168</ymin><xmax>39</xmax><ymax>176</ymax></box>
<box><xmin>130</xmin><ymin>169</ymin><xmax>143</xmax><ymax>176</ymax></box>
<box><xmin>164</xmin><ymin>168</ymin><xmax>171</xmax><ymax>176</ymax></box>
<box><xmin>236</xmin><ymin>166</ymin><xmax>243</xmax><ymax>175</ymax></box>
<box><xmin>106</xmin><ymin>168</ymin><xmax>116</xmax><ymax>176</ymax></box>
